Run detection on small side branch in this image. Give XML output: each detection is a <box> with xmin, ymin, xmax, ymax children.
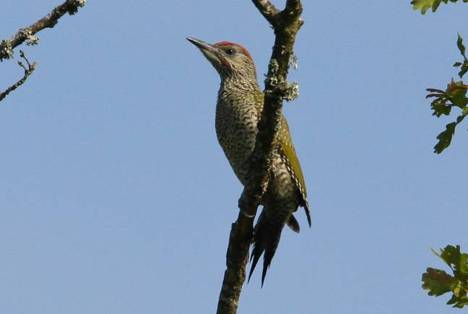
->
<box><xmin>0</xmin><ymin>51</ymin><xmax>36</xmax><ymax>102</ymax></box>
<box><xmin>216</xmin><ymin>1</ymin><xmax>303</xmax><ymax>313</ymax></box>
<box><xmin>0</xmin><ymin>0</ymin><xmax>86</xmax><ymax>102</ymax></box>
<box><xmin>252</xmin><ymin>0</ymin><xmax>280</xmax><ymax>25</ymax></box>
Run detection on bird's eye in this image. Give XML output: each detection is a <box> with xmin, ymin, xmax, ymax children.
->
<box><xmin>226</xmin><ymin>48</ymin><xmax>235</xmax><ymax>55</ymax></box>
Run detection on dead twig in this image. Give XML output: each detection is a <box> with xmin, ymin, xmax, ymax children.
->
<box><xmin>0</xmin><ymin>51</ymin><xmax>36</xmax><ymax>102</ymax></box>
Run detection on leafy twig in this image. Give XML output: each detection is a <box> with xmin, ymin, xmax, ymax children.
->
<box><xmin>426</xmin><ymin>34</ymin><xmax>467</xmax><ymax>153</ymax></box>
<box><xmin>422</xmin><ymin>245</ymin><xmax>468</xmax><ymax>308</ymax></box>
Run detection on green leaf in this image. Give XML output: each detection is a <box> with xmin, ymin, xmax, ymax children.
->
<box><xmin>447</xmin><ymin>294</ymin><xmax>468</xmax><ymax>308</ymax></box>
<box><xmin>459</xmin><ymin>63</ymin><xmax>468</xmax><ymax>78</ymax></box>
<box><xmin>422</xmin><ymin>267</ymin><xmax>454</xmax><ymax>296</ymax></box>
<box><xmin>423</xmin><ymin>246</ymin><xmax>468</xmax><ymax>308</ymax></box>
<box><xmin>432</xmin><ymin>0</ymin><xmax>443</xmax><ymax>12</ymax></box>
<box><xmin>438</xmin><ymin>245</ymin><xmax>462</xmax><ymax>268</ymax></box>
<box><xmin>412</xmin><ymin>0</ymin><xmax>468</xmax><ymax>13</ymax></box>
<box><xmin>457</xmin><ymin>34</ymin><xmax>467</xmax><ymax>59</ymax></box>
<box><xmin>460</xmin><ymin>254</ymin><xmax>468</xmax><ymax>275</ymax></box>
<box><xmin>412</xmin><ymin>0</ymin><xmax>436</xmax><ymax>13</ymax></box>
<box><xmin>431</xmin><ymin>101</ymin><xmax>451</xmax><ymax>117</ymax></box>
<box><xmin>446</xmin><ymin>80</ymin><xmax>467</xmax><ymax>108</ymax></box>
<box><xmin>434</xmin><ymin>122</ymin><xmax>456</xmax><ymax>153</ymax></box>
<box><xmin>453</xmin><ymin>62</ymin><xmax>463</xmax><ymax>67</ymax></box>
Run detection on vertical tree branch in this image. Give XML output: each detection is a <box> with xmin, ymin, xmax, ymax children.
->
<box><xmin>216</xmin><ymin>1</ymin><xmax>303</xmax><ymax>313</ymax></box>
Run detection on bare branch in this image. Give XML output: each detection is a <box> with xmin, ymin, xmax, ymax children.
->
<box><xmin>0</xmin><ymin>51</ymin><xmax>36</xmax><ymax>102</ymax></box>
<box><xmin>216</xmin><ymin>1</ymin><xmax>304</xmax><ymax>313</ymax></box>
<box><xmin>0</xmin><ymin>0</ymin><xmax>87</xmax><ymax>61</ymax></box>
<box><xmin>0</xmin><ymin>0</ymin><xmax>86</xmax><ymax>102</ymax></box>
<box><xmin>252</xmin><ymin>0</ymin><xmax>280</xmax><ymax>25</ymax></box>
<box><xmin>284</xmin><ymin>0</ymin><xmax>303</xmax><ymax>16</ymax></box>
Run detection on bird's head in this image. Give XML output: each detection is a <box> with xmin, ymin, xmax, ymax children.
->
<box><xmin>187</xmin><ymin>37</ymin><xmax>257</xmax><ymax>81</ymax></box>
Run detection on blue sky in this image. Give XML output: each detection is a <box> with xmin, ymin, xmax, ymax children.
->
<box><xmin>0</xmin><ymin>1</ymin><xmax>467</xmax><ymax>313</ymax></box>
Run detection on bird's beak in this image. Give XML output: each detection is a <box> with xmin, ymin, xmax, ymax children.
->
<box><xmin>186</xmin><ymin>36</ymin><xmax>225</xmax><ymax>69</ymax></box>
<box><xmin>186</xmin><ymin>37</ymin><xmax>214</xmax><ymax>52</ymax></box>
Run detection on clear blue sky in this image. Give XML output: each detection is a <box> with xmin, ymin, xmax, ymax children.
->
<box><xmin>0</xmin><ymin>1</ymin><xmax>467</xmax><ymax>313</ymax></box>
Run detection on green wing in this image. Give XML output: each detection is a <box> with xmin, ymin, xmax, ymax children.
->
<box><xmin>278</xmin><ymin>115</ymin><xmax>311</xmax><ymax>225</ymax></box>
<box><xmin>254</xmin><ymin>90</ymin><xmax>311</xmax><ymax>224</ymax></box>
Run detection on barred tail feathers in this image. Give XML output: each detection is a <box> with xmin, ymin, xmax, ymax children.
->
<box><xmin>248</xmin><ymin>211</ymin><xmax>286</xmax><ymax>286</ymax></box>
<box><xmin>287</xmin><ymin>214</ymin><xmax>300</xmax><ymax>233</ymax></box>
<box><xmin>303</xmin><ymin>199</ymin><xmax>312</xmax><ymax>227</ymax></box>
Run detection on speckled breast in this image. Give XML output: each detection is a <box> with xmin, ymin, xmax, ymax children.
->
<box><xmin>215</xmin><ymin>97</ymin><xmax>260</xmax><ymax>185</ymax></box>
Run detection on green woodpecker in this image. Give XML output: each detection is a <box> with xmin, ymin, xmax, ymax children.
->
<box><xmin>187</xmin><ymin>37</ymin><xmax>310</xmax><ymax>285</ymax></box>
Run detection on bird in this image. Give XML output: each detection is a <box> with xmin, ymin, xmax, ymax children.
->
<box><xmin>187</xmin><ymin>37</ymin><xmax>310</xmax><ymax>285</ymax></box>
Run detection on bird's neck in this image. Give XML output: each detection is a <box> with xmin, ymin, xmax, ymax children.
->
<box><xmin>220</xmin><ymin>75</ymin><xmax>261</xmax><ymax>95</ymax></box>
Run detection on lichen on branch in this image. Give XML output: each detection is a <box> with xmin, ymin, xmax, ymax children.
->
<box><xmin>0</xmin><ymin>0</ymin><xmax>86</xmax><ymax>102</ymax></box>
<box><xmin>0</xmin><ymin>0</ymin><xmax>86</xmax><ymax>61</ymax></box>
